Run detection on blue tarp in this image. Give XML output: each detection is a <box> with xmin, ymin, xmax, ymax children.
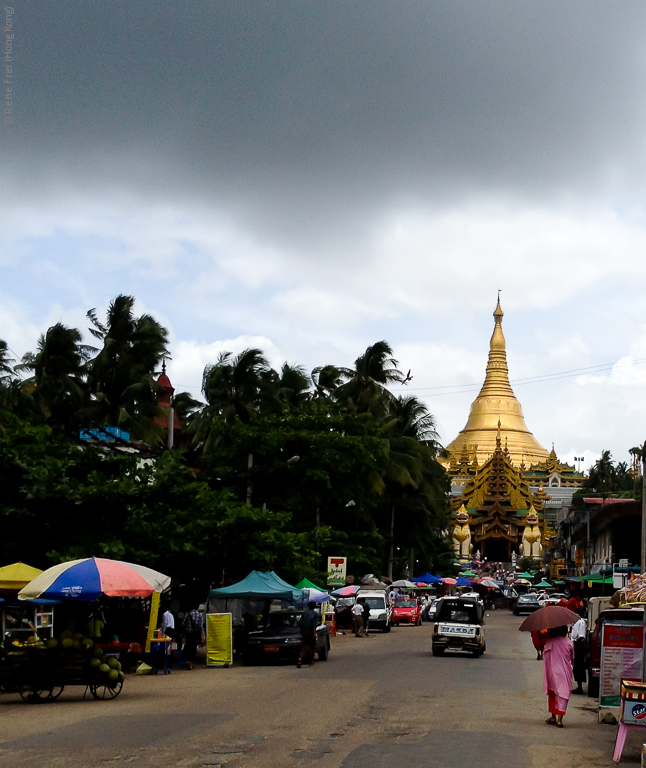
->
<box><xmin>412</xmin><ymin>572</ymin><xmax>443</xmax><ymax>584</ymax></box>
<box><xmin>208</xmin><ymin>571</ymin><xmax>303</xmax><ymax>601</ymax></box>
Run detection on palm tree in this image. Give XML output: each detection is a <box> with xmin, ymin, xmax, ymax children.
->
<box><xmin>85</xmin><ymin>295</ymin><xmax>169</xmax><ymax>442</ymax></box>
<box><xmin>585</xmin><ymin>450</ymin><xmax>616</xmax><ymax>493</ymax></box>
<box><xmin>264</xmin><ymin>363</ymin><xmax>311</xmax><ymax>407</ymax></box>
<box><xmin>17</xmin><ymin>323</ymin><xmax>93</xmax><ymax>432</ymax></box>
<box><xmin>335</xmin><ymin>341</ymin><xmax>404</xmax><ymax>416</ymax></box>
<box><xmin>379</xmin><ymin>396</ymin><xmax>448</xmax><ymax>578</ymax></box>
<box><xmin>311</xmin><ymin>365</ymin><xmax>344</xmax><ymax>399</ymax></box>
<box><xmin>0</xmin><ymin>339</ymin><xmax>14</xmax><ymax>382</ymax></box>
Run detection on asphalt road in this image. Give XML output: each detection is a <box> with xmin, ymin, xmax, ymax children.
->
<box><xmin>0</xmin><ymin>611</ymin><xmax>626</xmax><ymax>767</ymax></box>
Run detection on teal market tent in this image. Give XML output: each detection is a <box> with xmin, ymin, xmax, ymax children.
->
<box><xmin>208</xmin><ymin>571</ymin><xmax>303</xmax><ymax>601</ymax></box>
<box><xmin>535</xmin><ymin>580</ymin><xmax>553</xmax><ymax>588</ymax></box>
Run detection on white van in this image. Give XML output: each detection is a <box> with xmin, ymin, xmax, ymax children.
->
<box><xmin>357</xmin><ymin>590</ymin><xmax>391</xmax><ymax>632</ymax></box>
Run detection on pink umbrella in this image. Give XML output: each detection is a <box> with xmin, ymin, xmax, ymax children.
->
<box><xmin>442</xmin><ymin>577</ymin><xmax>457</xmax><ymax>586</ymax></box>
<box><xmin>332</xmin><ymin>585</ymin><xmax>360</xmax><ymax>596</ymax></box>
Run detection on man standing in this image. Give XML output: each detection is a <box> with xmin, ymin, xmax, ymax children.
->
<box><xmin>362</xmin><ymin>598</ymin><xmax>371</xmax><ymax>636</ymax></box>
<box><xmin>182</xmin><ymin>605</ymin><xmax>204</xmax><ymax>670</ymax></box>
<box><xmin>297</xmin><ymin>601</ymin><xmax>319</xmax><ymax>668</ymax></box>
<box><xmin>160</xmin><ymin>607</ymin><xmax>182</xmax><ymax>652</ymax></box>
<box><xmin>571</xmin><ymin>607</ymin><xmax>587</xmax><ymax>694</ymax></box>
<box><xmin>352</xmin><ymin>599</ymin><xmax>365</xmax><ymax>637</ymax></box>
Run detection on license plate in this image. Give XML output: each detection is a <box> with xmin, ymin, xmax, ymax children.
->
<box><xmin>440</xmin><ymin>625</ymin><xmax>473</xmax><ymax>636</ymax></box>
<box><xmin>264</xmin><ymin>645</ymin><xmax>280</xmax><ymax>652</ymax></box>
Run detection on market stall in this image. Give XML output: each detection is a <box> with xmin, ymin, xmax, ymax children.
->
<box><xmin>208</xmin><ymin>571</ymin><xmax>304</xmax><ymax>657</ymax></box>
<box><xmin>1</xmin><ymin>557</ymin><xmax>171</xmax><ymax>702</ymax></box>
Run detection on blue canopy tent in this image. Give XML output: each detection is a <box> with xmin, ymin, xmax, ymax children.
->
<box><xmin>412</xmin><ymin>572</ymin><xmax>443</xmax><ymax>584</ymax></box>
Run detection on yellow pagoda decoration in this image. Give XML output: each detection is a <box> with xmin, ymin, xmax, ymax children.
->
<box><xmin>442</xmin><ymin>296</ymin><xmax>549</xmax><ymax>468</ymax></box>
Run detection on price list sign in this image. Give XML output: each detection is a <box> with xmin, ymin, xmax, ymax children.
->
<box><xmin>600</xmin><ymin>623</ymin><xmax>643</xmax><ymax>708</ymax></box>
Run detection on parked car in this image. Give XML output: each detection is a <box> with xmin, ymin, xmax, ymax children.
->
<box><xmin>244</xmin><ymin>610</ymin><xmax>330</xmax><ymax>665</ymax></box>
<box><xmin>513</xmin><ymin>593</ymin><xmax>541</xmax><ymax>615</ymax></box>
<box><xmin>587</xmin><ymin>606</ymin><xmax>643</xmax><ymax>698</ymax></box>
<box><xmin>357</xmin><ymin>590</ymin><xmax>391</xmax><ymax>632</ymax></box>
<box><xmin>431</xmin><ymin>597</ymin><xmax>486</xmax><ymax>658</ymax></box>
<box><xmin>392</xmin><ymin>598</ymin><xmax>423</xmax><ymax>626</ymax></box>
<box><xmin>538</xmin><ymin>592</ymin><xmax>566</xmax><ymax>607</ymax></box>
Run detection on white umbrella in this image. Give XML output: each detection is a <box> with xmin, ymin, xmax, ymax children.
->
<box><xmin>392</xmin><ymin>579</ymin><xmax>418</xmax><ymax>588</ymax></box>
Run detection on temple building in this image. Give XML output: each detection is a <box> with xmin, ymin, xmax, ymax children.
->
<box><xmin>443</xmin><ymin>298</ymin><xmax>585</xmax><ymax>561</ymax></box>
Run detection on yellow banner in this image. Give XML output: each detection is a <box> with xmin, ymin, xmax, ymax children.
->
<box><xmin>206</xmin><ymin>613</ymin><xmax>233</xmax><ymax>667</ymax></box>
<box><xmin>145</xmin><ymin>591</ymin><xmax>161</xmax><ymax>653</ymax></box>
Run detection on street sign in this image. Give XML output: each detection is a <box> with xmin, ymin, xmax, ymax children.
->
<box><xmin>327</xmin><ymin>556</ymin><xmax>347</xmax><ymax>585</ymax></box>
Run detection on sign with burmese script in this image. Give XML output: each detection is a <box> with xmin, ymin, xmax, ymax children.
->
<box><xmin>327</xmin><ymin>557</ymin><xmax>347</xmax><ymax>585</ymax></box>
<box><xmin>206</xmin><ymin>613</ymin><xmax>232</xmax><ymax>667</ymax></box>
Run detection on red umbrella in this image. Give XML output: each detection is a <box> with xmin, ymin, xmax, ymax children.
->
<box><xmin>442</xmin><ymin>577</ymin><xmax>457</xmax><ymax>586</ymax></box>
<box><xmin>518</xmin><ymin>605</ymin><xmax>579</xmax><ymax>632</ymax></box>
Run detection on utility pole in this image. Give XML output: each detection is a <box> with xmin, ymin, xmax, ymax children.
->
<box><xmin>387</xmin><ymin>505</ymin><xmax>395</xmax><ymax>581</ymax></box>
<box><xmin>245</xmin><ymin>453</ymin><xmax>253</xmax><ymax>506</ymax></box>
<box><xmin>641</xmin><ymin>456</ymin><xmax>646</xmax><ymax>574</ymax></box>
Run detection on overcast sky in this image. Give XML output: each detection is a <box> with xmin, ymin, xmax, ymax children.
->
<box><xmin>4</xmin><ymin>1</ymin><xmax>646</xmax><ymax>471</ymax></box>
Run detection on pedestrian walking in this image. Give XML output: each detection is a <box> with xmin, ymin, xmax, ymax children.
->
<box><xmin>182</xmin><ymin>605</ymin><xmax>204</xmax><ymax>670</ymax></box>
<box><xmin>352</xmin><ymin>599</ymin><xmax>365</xmax><ymax>637</ymax></box>
<box><xmin>531</xmin><ymin>628</ymin><xmax>548</xmax><ymax>660</ymax></box>
<box><xmin>297</xmin><ymin>600</ymin><xmax>319</xmax><ymax>668</ymax></box>
<box><xmin>362</xmin><ymin>598</ymin><xmax>371</xmax><ymax>636</ymax></box>
<box><xmin>543</xmin><ymin>625</ymin><xmax>574</xmax><ymax>727</ymax></box>
<box><xmin>571</xmin><ymin>607</ymin><xmax>587</xmax><ymax>694</ymax></box>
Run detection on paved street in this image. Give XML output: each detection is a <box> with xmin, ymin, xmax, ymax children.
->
<box><xmin>0</xmin><ymin>611</ymin><xmax>627</xmax><ymax>767</ymax></box>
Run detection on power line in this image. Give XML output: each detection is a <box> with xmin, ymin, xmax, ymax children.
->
<box><xmin>391</xmin><ymin>357</ymin><xmax>646</xmax><ymax>397</ymax></box>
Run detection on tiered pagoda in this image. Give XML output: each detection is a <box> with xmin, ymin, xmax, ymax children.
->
<box><xmin>444</xmin><ymin>298</ymin><xmax>583</xmax><ymax>561</ymax></box>
<box><xmin>450</xmin><ymin>424</ymin><xmax>555</xmax><ymax>561</ymax></box>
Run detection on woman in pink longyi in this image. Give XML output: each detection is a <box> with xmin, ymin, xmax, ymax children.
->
<box><xmin>543</xmin><ymin>625</ymin><xmax>574</xmax><ymax>727</ymax></box>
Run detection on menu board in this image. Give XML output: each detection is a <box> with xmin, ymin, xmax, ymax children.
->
<box><xmin>206</xmin><ymin>613</ymin><xmax>233</xmax><ymax>667</ymax></box>
<box><xmin>600</xmin><ymin>623</ymin><xmax>643</xmax><ymax>708</ymax></box>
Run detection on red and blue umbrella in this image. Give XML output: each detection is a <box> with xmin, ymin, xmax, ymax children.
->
<box><xmin>18</xmin><ymin>557</ymin><xmax>171</xmax><ymax>601</ymax></box>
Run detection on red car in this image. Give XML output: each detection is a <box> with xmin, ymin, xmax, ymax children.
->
<box><xmin>392</xmin><ymin>598</ymin><xmax>423</xmax><ymax>626</ymax></box>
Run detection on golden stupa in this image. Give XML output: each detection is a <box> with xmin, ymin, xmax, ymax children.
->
<box><xmin>443</xmin><ymin>297</ymin><xmax>549</xmax><ymax>468</ymax></box>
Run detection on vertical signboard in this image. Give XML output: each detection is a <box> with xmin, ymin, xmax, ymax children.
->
<box><xmin>327</xmin><ymin>557</ymin><xmax>347</xmax><ymax>586</ymax></box>
<box><xmin>600</xmin><ymin>623</ymin><xmax>643</xmax><ymax>708</ymax></box>
<box><xmin>206</xmin><ymin>613</ymin><xmax>233</xmax><ymax>667</ymax></box>
<box><xmin>145</xmin><ymin>591</ymin><xmax>161</xmax><ymax>653</ymax></box>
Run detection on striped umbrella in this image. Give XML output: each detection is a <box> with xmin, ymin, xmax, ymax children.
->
<box><xmin>18</xmin><ymin>557</ymin><xmax>170</xmax><ymax>601</ymax></box>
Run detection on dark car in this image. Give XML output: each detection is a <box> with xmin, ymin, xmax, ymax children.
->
<box><xmin>588</xmin><ymin>607</ymin><xmax>643</xmax><ymax>698</ymax></box>
<box><xmin>513</xmin><ymin>593</ymin><xmax>541</xmax><ymax>615</ymax></box>
<box><xmin>243</xmin><ymin>610</ymin><xmax>330</xmax><ymax>665</ymax></box>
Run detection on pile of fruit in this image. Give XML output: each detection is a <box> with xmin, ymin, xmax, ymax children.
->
<box><xmin>10</xmin><ymin>630</ymin><xmax>125</xmax><ymax>688</ymax></box>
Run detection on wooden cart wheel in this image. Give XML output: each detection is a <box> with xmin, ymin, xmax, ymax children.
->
<box><xmin>90</xmin><ymin>680</ymin><xmax>123</xmax><ymax>700</ymax></box>
<box><xmin>48</xmin><ymin>684</ymin><xmax>64</xmax><ymax>700</ymax></box>
<box><xmin>20</xmin><ymin>684</ymin><xmax>53</xmax><ymax>703</ymax></box>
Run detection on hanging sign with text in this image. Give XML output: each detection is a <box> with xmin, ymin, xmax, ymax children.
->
<box><xmin>327</xmin><ymin>556</ymin><xmax>347</xmax><ymax>585</ymax></box>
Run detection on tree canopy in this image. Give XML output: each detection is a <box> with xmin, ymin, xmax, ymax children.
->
<box><xmin>1</xmin><ymin>297</ymin><xmax>451</xmax><ymax>590</ymax></box>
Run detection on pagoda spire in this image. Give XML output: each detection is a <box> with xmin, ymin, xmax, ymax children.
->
<box><xmin>442</xmin><ymin>297</ymin><xmax>549</xmax><ymax>468</ymax></box>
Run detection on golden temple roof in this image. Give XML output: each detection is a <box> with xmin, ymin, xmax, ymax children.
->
<box><xmin>443</xmin><ymin>298</ymin><xmax>550</xmax><ymax>468</ymax></box>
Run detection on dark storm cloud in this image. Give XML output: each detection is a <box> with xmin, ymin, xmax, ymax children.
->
<box><xmin>9</xmin><ymin>1</ymin><xmax>646</xmax><ymax>245</ymax></box>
